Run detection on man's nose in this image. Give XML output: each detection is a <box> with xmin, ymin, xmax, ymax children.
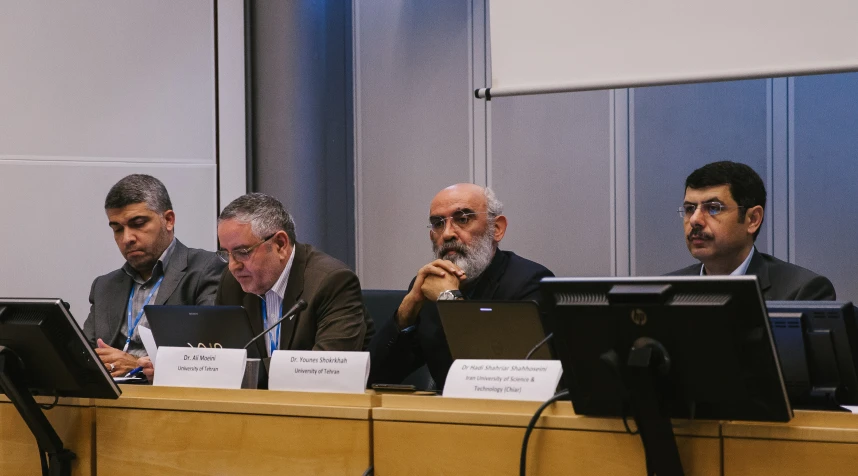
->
<box><xmin>440</xmin><ymin>219</ymin><xmax>458</xmax><ymax>240</ymax></box>
<box><xmin>121</xmin><ymin>229</ymin><xmax>136</xmax><ymax>245</ymax></box>
<box><xmin>688</xmin><ymin>207</ymin><xmax>706</xmax><ymax>227</ymax></box>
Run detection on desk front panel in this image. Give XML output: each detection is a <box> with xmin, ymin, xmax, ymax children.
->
<box><xmin>0</xmin><ymin>401</ymin><xmax>93</xmax><ymax>476</ymax></box>
<box><xmin>372</xmin><ymin>394</ymin><xmax>721</xmax><ymax>476</ymax></box>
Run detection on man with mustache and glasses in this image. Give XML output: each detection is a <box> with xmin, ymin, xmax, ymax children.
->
<box><xmin>668</xmin><ymin>161</ymin><xmax>835</xmax><ymax>300</ymax></box>
<box><xmin>83</xmin><ymin>175</ymin><xmax>225</xmax><ymax>379</ymax></box>
<box><xmin>368</xmin><ymin>183</ymin><xmax>554</xmax><ymax>390</ymax></box>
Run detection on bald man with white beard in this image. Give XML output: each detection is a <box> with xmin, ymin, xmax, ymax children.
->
<box><xmin>368</xmin><ymin>184</ymin><xmax>554</xmax><ymax>390</ymax></box>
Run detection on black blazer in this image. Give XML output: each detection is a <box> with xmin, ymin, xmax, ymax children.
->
<box><xmin>368</xmin><ymin>249</ymin><xmax>554</xmax><ymax>390</ymax></box>
<box><xmin>83</xmin><ymin>239</ymin><xmax>226</xmax><ymax>349</ymax></box>
<box><xmin>667</xmin><ymin>250</ymin><xmax>836</xmax><ymax>301</ymax></box>
<box><xmin>216</xmin><ymin>242</ymin><xmax>374</xmax><ymax>358</ymax></box>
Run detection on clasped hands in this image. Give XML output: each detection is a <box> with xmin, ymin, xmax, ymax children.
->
<box><xmin>95</xmin><ymin>338</ymin><xmax>154</xmax><ymax>380</ymax></box>
<box><xmin>396</xmin><ymin>259</ymin><xmax>467</xmax><ymax>329</ymax></box>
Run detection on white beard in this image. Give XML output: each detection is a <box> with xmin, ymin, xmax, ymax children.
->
<box><xmin>433</xmin><ymin>228</ymin><xmax>495</xmax><ymax>284</ymax></box>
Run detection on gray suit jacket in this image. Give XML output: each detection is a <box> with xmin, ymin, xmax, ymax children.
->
<box><xmin>667</xmin><ymin>250</ymin><xmax>836</xmax><ymax>301</ymax></box>
<box><xmin>83</xmin><ymin>239</ymin><xmax>226</xmax><ymax>349</ymax></box>
<box><xmin>216</xmin><ymin>242</ymin><xmax>374</xmax><ymax>356</ymax></box>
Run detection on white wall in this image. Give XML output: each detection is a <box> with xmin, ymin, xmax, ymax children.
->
<box><xmin>0</xmin><ymin>1</ymin><xmax>245</xmax><ymax>323</ymax></box>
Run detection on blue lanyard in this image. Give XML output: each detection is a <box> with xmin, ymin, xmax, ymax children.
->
<box><xmin>124</xmin><ymin>276</ymin><xmax>164</xmax><ymax>352</ymax></box>
<box><xmin>260</xmin><ymin>297</ymin><xmax>284</xmax><ymax>357</ymax></box>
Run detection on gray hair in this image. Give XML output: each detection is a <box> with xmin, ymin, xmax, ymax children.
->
<box><xmin>484</xmin><ymin>187</ymin><xmax>503</xmax><ymax>218</ymax></box>
<box><xmin>104</xmin><ymin>174</ymin><xmax>173</xmax><ymax>213</ymax></box>
<box><xmin>218</xmin><ymin>193</ymin><xmax>297</xmax><ymax>244</ymax></box>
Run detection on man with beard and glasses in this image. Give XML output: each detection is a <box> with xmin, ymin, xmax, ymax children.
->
<box><xmin>83</xmin><ymin>174</ymin><xmax>225</xmax><ymax>379</ymax></box>
<box><xmin>667</xmin><ymin>161</ymin><xmax>835</xmax><ymax>300</ymax></box>
<box><xmin>368</xmin><ymin>183</ymin><xmax>554</xmax><ymax>390</ymax></box>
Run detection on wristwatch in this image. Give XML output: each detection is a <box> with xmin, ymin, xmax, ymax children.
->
<box><xmin>438</xmin><ymin>289</ymin><xmax>464</xmax><ymax>301</ymax></box>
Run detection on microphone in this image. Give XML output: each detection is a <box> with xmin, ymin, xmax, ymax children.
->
<box><xmin>243</xmin><ymin>299</ymin><xmax>308</xmax><ymax>350</ymax></box>
<box><xmin>525</xmin><ymin>333</ymin><xmax>553</xmax><ymax>360</ymax></box>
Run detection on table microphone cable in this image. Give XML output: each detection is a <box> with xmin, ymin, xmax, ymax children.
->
<box><xmin>520</xmin><ymin>389</ymin><xmax>570</xmax><ymax>476</ymax></box>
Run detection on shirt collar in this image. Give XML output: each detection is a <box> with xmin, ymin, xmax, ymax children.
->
<box><xmin>122</xmin><ymin>237</ymin><xmax>177</xmax><ymax>284</ymax></box>
<box><xmin>700</xmin><ymin>246</ymin><xmax>755</xmax><ymax>276</ymax></box>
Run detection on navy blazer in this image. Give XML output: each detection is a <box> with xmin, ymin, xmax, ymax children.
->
<box><xmin>667</xmin><ymin>250</ymin><xmax>836</xmax><ymax>301</ymax></box>
<box><xmin>368</xmin><ymin>249</ymin><xmax>554</xmax><ymax>390</ymax></box>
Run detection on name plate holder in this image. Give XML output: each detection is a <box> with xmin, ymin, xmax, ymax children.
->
<box><xmin>268</xmin><ymin>350</ymin><xmax>370</xmax><ymax>394</ymax></box>
<box><xmin>443</xmin><ymin>359</ymin><xmax>564</xmax><ymax>401</ymax></box>
<box><xmin>154</xmin><ymin>347</ymin><xmax>247</xmax><ymax>389</ymax></box>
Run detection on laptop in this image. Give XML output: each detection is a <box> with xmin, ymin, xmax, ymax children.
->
<box><xmin>436</xmin><ymin>300</ymin><xmax>553</xmax><ymax>360</ymax></box>
<box><xmin>143</xmin><ymin>305</ymin><xmax>261</xmax><ymax>359</ymax></box>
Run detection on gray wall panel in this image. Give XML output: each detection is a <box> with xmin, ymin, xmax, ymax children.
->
<box><xmin>355</xmin><ymin>0</ymin><xmax>473</xmax><ymax>289</ymax></box>
<box><xmin>632</xmin><ymin>80</ymin><xmax>770</xmax><ymax>276</ymax></box>
<box><xmin>491</xmin><ymin>91</ymin><xmax>612</xmax><ymax>277</ymax></box>
<box><xmin>792</xmin><ymin>73</ymin><xmax>858</xmax><ymax>302</ymax></box>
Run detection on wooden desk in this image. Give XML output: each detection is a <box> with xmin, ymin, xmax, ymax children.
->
<box><xmin>94</xmin><ymin>386</ymin><xmax>377</xmax><ymax>475</ymax></box>
<box><xmin>0</xmin><ymin>396</ymin><xmax>94</xmax><ymax>476</ymax></box>
<box><xmin>371</xmin><ymin>394</ymin><xmax>721</xmax><ymax>475</ymax></box>
<box><xmin>723</xmin><ymin>410</ymin><xmax>858</xmax><ymax>475</ymax></box>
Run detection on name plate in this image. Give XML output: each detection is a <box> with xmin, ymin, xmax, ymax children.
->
<box><xmin>154</xmin><ymin>347</ymin><xmax>247</xmax><ymax>389</ymax></box>
<box><xmin>268</xmin><ymin>351</ymin><xmax>370</xmax><ymax>394</ymax></box>
<box><xmin>443</xmin><ymin>359</ymin><xmax>563</xmax><ymax>402</ymax></box>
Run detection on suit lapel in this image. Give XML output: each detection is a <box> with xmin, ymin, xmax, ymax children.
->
<box><xmin>154</xmin><ymin>240</ymin><xmax>188</xmax><ymax>305</ymax></box>
<box><xmin>746</xmin><ymin>249</ymin><xmax>771</xmax><ymax>295</ymax></box>
<box><xmin>243</xmin><ymin>292</ymin><xmax>268</xmax><ymax>359</ymax></box>
<box><xmin>107</xmin><ymin>273</ymin><xmax>134</xmax><ymax>346</ymax></box>
<box><xmin>278</xmin><ymin>243</ymin><xmax>307</xmax><ymax>350</ymax></box>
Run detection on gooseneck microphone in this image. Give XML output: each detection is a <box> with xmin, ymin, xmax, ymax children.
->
<box><xmin>525</xmin><ymin>333</ymin><xmax>553</xmax><ymax>360</ymax></box>
<box><xmin>243</xmin><ymin>299</ymin><xmax>308</xmax><ymax>350</ymax></box>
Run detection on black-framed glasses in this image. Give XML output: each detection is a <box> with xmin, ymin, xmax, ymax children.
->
<box><xmin>678</xmin><ymin>202</ymin><xmax>745</xmax><ymax>220</ymax></box>
<box><xmin>216</xmin><ymin>234</ymin><xmax>275</xmax><ymax>263</ymax></box>
<box><xmin>427</xmin><ymin>211</ymin><xmax>489</xmax><ymax>234</ymax></box>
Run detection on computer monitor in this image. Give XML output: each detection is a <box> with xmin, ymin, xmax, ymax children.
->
<box><xmin>768</xmin><ymin>300</ymin><xmax>858</xmax><ymax>409</ymax></box>
<box><xmin>0</xmin><ymin>298</ymin><xmax>121</xmax><ymax>475</ymax></box>
<box><xmin>540</xmin><ymin>276</ymin><xmax>792</xmax><ymax>423</ymax></box>
<box><xmin>0</xmin><ymin>298</ymin><xmax>120</xmax><ymax>399</ymax></box>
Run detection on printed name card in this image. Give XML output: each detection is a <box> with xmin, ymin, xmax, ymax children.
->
<box><xmin>443</xmin><ymin>359</ymin><xmax>564</xmax><ymax>402</ymax></box>
<box><xmin>268</xmin><ymin>351</ymin><xmax>370</xmax><ymax>394</ymax></box>
<box><xmin>154</xmin><ymin>347</ymin><xmax>247</xmax><ymax>389</ymax></box>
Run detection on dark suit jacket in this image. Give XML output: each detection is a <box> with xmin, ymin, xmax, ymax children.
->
<box><xmin>668</xmin><ymin>250</ymin><xmax>836</xmax><ymax>300</ymax></box>
<box><xmin>368</xmin><ymin>249</ymin><xmax>554</xmax><ymax>390</ymax></box>
<box><xmin>216</xmin><ymin>242</ymin><xmax>373</xmax><ymax>357</ymax></box>
<box><xmin>83</xmin><ymin>239</ymin><xmax>226</xmax><ymax>349</ymax></box>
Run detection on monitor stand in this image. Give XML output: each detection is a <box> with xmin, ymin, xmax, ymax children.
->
<box><xmin>0</xmin><ymin>346</ymin><xmax>75</xmax><ymax>476</ymax></box>
<box><xmin>625</xmin><ymin>337</ymin><xmax>685</xmax><ymax>476</ymax></box>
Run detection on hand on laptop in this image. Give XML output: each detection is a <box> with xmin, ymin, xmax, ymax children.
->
<box><xmin>95</xmin><ymin>338</ymin><xmax>138</xmax><ymax>377</ymax></box>
<box><xmin>137</xmin><ymin>356</ymin><xmax>155</xmax><ymax>381</ymax></box>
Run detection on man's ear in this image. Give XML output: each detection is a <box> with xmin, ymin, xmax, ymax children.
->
<box><xmin>745</xmin><ymin>205</ymin><xmax>764</xmax><ymax>236</ymax></box>
<box><xmin>163</xmin><ymin>210</ymin><xmax>176</xmax><ymax>232</ymax></box>
<box><xmin>492</xmin><ymin>215</ymin><xmax>507</xmax><ymax>243</ymax></box>
<box><xmin>273</xmin><ymin>230</ymin><xmax>291</xmax><ymax>256</ymax></box>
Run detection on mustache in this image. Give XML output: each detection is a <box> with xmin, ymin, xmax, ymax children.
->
<box><xmin>435</xmin><ymin>240</ymin><xmax>468</xmax><ymax>259</ymax></box>
<box><xmin>687</xmin><ymin>227</ymin><xmax>714</xmax><ymax>241</ymax></box>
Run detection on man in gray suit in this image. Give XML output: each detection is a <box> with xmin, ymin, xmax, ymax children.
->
<box><xmin>668</xmin><ymin>161</ymin><xmax>835</xmax><ymax>300</ymax></box>
<box><xmin>83</xmin><ymin>174</ymin><xmax>225</xmax><ymax>378</ymax></box>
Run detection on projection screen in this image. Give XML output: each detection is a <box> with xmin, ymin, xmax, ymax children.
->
<box><xmin>480</xmin><ymin>0</ymin><xmax>858</xmax><ymax>98</ymax></box>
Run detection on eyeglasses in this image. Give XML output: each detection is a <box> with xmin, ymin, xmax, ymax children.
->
<box><xmin>678</xmin><ymin>202</ymin><xmax>745</xmax><ymax>220</ymax></box>
<box><xmin>427</xmin><ymin>211</ymin><xmax>489</xmax><ymax>234</ymax></box>
<box><xmin>216</xmin><ymin>234</ymin><xmax>275</xmax><ymax>263</ymax></box>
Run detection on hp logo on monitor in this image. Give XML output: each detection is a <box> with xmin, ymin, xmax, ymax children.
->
<box><xmin>630</xmin><ymin>309</ymin><xmax>647</xmax><ymax>326</ymax></box>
